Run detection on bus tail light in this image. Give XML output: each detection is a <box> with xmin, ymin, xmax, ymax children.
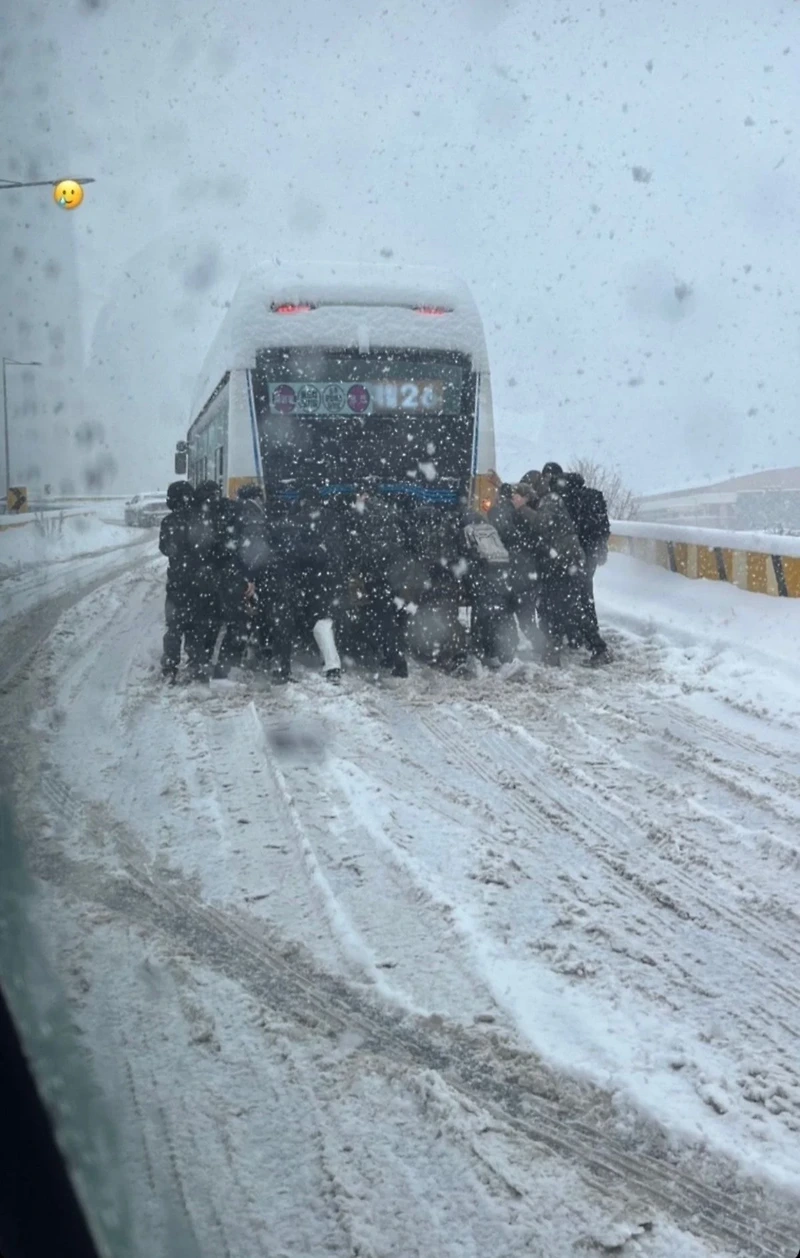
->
<box><xmin>414</xmin><ymin>306</ymin><xmax>451</xmax><ymax>316</ymax></box>
<box><xmin>271</xmin><ymin>303</ymin><xmax>316</xmax><ymax>314</ymax></box>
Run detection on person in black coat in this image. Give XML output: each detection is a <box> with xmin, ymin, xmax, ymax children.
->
<box><xmin>465</xmin><ymin>499</ymin><xmax>518</xmax><ymax>666</ymax></box>
<box><xmin>340</xmin><ymin>487</ymin><xmax>412</xmax><ymax>677</ymax></box>
<box><xmin>268</xmin><ymin>488</ymin><xmax>345</xmax><ymax>683</ymax></box>
<box><xmin>540</xmin><ymin>463</ymin><xmax>610</xmax><ymax>661</ymax></box>
<box><xmin>539</xmin><ymin>464</ymin><xmax>610</xmax><ymax>572</ymax></box>
<box><xmin>159</xmin><ymin>480</ymin><xmax>198</xmax><ymax>681</ymax></box>
<box><xmin>187</xmin><ymin>480</ymin><xmax>227</xmax><ymax>681</ymax></box>
<box><xmin>489</xmin><ymin>482</ymin><xmax>542</xmax><ymax>650</ymax></box>
<box><xmin>507</xmin><ymin>476</ymin><xmax>587</xmax><ymax>666</ymax></box>
<box><xmin>215</xmin><ymin>483</ymin><xmax>274</xmax><ymax>676</ymax></box>
<box><xmin>400</xmin><ymin>500</ymin><xmax>471</xmax><ymax>670</ymax></box>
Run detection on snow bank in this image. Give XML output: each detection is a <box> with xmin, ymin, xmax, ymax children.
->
<box><xmin>597</xmin><ymin>552</ymin><xmax>800</xmax><ymax>677</ymax></box>
<box><xmin>0</xmin><ymin>509</ymin><xmax>94</xmax><ymax>534</ymax></box>
<box><xmin>0</xmin><ymin>512</ymin><xmax>142</xmax><ymax>574</ymax></box>
<box><xmin>611</xmin><ymin>518</ymin><xmax>800</xmax><ymax>559</ymax></box>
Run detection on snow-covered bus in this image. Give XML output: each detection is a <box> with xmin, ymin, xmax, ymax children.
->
<box><xmin>177</xmin><ymin>261</ymin><xmax>497</xmax><ymax>515</ymax></box>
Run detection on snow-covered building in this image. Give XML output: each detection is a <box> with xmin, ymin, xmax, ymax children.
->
<box><xmin>637</xmin><ymin>467</ymin><xmax>800</xmax><ymax>534</ymax></box>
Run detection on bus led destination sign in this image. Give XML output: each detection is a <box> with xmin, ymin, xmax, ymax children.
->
<box><xmin>268</xmin><ymin>379</ymin><xmax>451</xmax><ymax>417</ymax></box>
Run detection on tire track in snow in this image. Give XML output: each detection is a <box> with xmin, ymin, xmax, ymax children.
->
<box><xmin>198</xmin><ymin>698</ymin><xmax>504</xmax><ymax>1024</ymax></box>
<box><xmin>104</xmin><ymin>953</ymin><xmax>333</xmax><ymax>1255</ymax></box>
<box><xmin>14</xmin><ymin>694</ymin><xmax>787</xmax><ymax>1258</ymax></box>
<box><xmin>16</xmin><ymin>767</ymin><xmax>797</xmax><ymax>1258</ymax></box>
<box><xmin>202</xmin><ymin>701</ymin><xmax>398</xmax><ymax>996</ymax></box>
<box><xmin>0</xmin><ymin>532</ymin><xmax>155</xmax><ymax>619</ymax></box>
<box><xmin>545</xmin><ymin>704</ymin><xmax>800</xmax><ymax>931</ymax></box>
<box><xmin>358</xmin><ymin>691</ymin><xmax>800</xmax><ymax>1163</ymax></box>
<box><xmin>0</xmin><ymin>548</ymin><xmax>158</xmax><ymax>694</ymax></box>
<box><xmin>388</xmin><ymin>693</ymin><xmax>800</xmax><ymax>999</ymax></box>
<box><xmin>566</xmin><ymin>692</ymin><xmax>800</xmax><ymax>842</ymax></box>
<box><xmin>480</xmin><ymin>711</ymin><xmax>800</xmax><ymax>977</ymax></box>
<box><xmin>265</xmin><ymin>667</ymin><xmax>800</xmax><ymax>1123</ymax></box>
<box><xmin>4</xmin><ymin>565</ymin><xmax>799</xmax><ymax>1254</ymax></box>
<box><xmin>475</xmin><ymin>707</ymin><xmax>800</xmax><ymax>1094</ymax></box>
<box><xmin>464</xmin><ymin>699</ymin><xmax>800</xmax><ymax>951</ymax></box>
<box><xmin>475</xmin><ymin>698</ymin><xmax>800</xmax><ymax>1010</ymax></box>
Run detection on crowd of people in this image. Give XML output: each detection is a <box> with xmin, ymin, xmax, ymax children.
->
<box><xmin>487</xmin><ymin>462</ymin><xmax>611</xmax><ymax>671</ymax></box>
<box><xmin>157</xmin><ymin>461</ymin><xmax>611</xmax><ymax>686</ymax></box>
<box><xmin>158</xmin><ymin>478</ymin><xmax>412</xmax><ymax>685</ymax></box>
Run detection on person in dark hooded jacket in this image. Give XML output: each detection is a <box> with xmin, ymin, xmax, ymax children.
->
<box><xmin>268</xmin><ymin>487</ymin><xmax>345</xmax><ymax>683</ymax></box>
<box><xmin>340</xmin><ymin>486</ymin><xmax>412</xmax><ymax>677</ymax></box>
<box><xmin>468</xmin><ymin>487</ymin><xmax>518</xmax><ymax>665</ymax></box>
<box><xmin>489</xmin><ymin>481</ymin><xmax>543</xmax><ymax>653</ymax></box>
<box><xmin>186</xmin><ymin>480</ymin><xmax>227</xmax><ymax>681</ymax></box>
<box><xmin>487</xmin><ymin>481</ymin><xmax>518</xmax><ymax>543</ymax></box>
<box><xmin>508</xmin><ymin>475</ymin><xmax>586</xmax><ymax>666</ymax></box>
<box><xmin>540</xmin><ymin>464</ymin><xmax>610</xmax><ymax>571</ymax></box>
<box><xmin>540</xmin><ymin>463</ymin><xmax>610</xmax><ymax>661</ymax></box>
<box><xmin>159</xmin><ymin>480</ymin><xmax>198</xmax><ymax>681</ymax></box>
<box><xmin>215</xmin><ymin>483</ymin><xmax>273</xmax><ymax>676</ymax></box>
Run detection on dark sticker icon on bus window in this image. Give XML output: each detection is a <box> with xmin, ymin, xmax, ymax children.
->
<box><xmin>297</xmin><ymin>384</ymin><xmax>320</xmax><ymax>411</ymax></box>
<box><xmin>322</xmin><ymin>384</ymin><xmax>345</xmax><ymax>412</ymax></box>
<box><xmin>347</xmin><ymin>384</ymin><xmax>370</xmax><ymax>413</ymax></box>
<box><xmin>272</xmin><ymin>384</ymin><xmax>297</xmax><ymax>414</ymax></box>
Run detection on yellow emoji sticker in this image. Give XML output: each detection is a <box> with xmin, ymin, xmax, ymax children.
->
<box><xmin>53</xmin><ymin>179</ymin><xmax>84</xmax><ymax>210</ymax></box>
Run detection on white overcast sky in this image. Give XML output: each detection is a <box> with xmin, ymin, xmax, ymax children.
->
<box><xmin>2</xmin><ymin>0</ymin><xmax>799</xmax><ymax>494</ymax></box>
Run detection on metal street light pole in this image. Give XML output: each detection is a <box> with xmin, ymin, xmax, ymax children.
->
<box><xmin>0</xmin><ymin>177</ymin><xmax>96</xmax><ymax>191</ymax></box>
<box><xmin>3</xmin><ymin>358</ymin><xmax>42</xmax><ymax>501</ymax></box>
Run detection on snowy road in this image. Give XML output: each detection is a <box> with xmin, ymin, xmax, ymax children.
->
<box><xmin>3</xmin><ymin>544</ymin><xmax>800</xmax><ymax>1256</ymax></box>
<box><xmin>0</xmin><ymin>506</ymin><xmax>153</xmax><ymax>624</ymax></box>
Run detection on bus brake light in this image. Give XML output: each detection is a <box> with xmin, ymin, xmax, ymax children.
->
<box><xmin>414</xmin><ymin>306</ymin><xmax>451</xmax><ymax>316</ymax></box>
<box><xmin>272</xmin><ymin>303</ymin><xmax>316</xmax><ymax>314</ymax></box>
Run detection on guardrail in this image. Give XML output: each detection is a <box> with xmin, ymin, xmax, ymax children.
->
<box><xmin>0</xmin><ymin>509</ymin><xmax>99</xmax><ymax>533</ymax></box>
<box><xmin>0</xmin><ymin>496</ymin><xmax>130</xmax><ymax>516</ymax></box>
<box><xmin>609</xmin><ymin>520</ymin><xmax>800</xmax><ymax>598</ymax></box>
<box><xmin>29</xmin><ymin>496</ymin><xmax>130</xmax><ymax>508</ymax></box>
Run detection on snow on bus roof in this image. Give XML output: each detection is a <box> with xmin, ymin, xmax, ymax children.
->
<box><xmin>190</xmin><ymin>260</ymin><xmax>490</xmax><ymax>421</ymax></box>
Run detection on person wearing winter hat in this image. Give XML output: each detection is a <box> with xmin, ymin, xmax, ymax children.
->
<box><xmin>182</xmin><ymin>480</ymin><xmax>227</xmax><ymax>681</ymax></box>
<box><xmin>268</xmin><ymin>487</ymin><xmax>345</xmax><ymax>684</ymax></box>
<box><xmin>508</xmin><ymin>475</ymin><xmax>586</xmax><ymax>666</ymax></box>
<box><xmin>159</xmin><ymin>481</ymin><xmax>199</xmax><ymax>681</ymax></box>
<box><xmin>541</xmin><ymin>465</ymin><xmax>611</xmax><ymax>663</ymax></box>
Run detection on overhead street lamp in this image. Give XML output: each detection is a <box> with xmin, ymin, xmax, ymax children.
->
<box><xmin>0</xmin><ymin>177</ymin><xmax>96</xmax><ymax>191</ymax></box>
<box><xmin>3</xmin><ymin>358</ymin><xmax>42</xmax><ymax>500</ymax></box>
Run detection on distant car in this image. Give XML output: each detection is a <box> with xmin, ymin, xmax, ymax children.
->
<box><xmin>124</xmin><ymin>493</ymin><xmax>169</xmax><ymax>528</ymax></box>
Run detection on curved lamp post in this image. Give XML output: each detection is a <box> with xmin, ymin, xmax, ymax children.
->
<box><xmin>3</xmin><ymin>359</ymin><xmax>42</xmax><ymax>500</ymax></box>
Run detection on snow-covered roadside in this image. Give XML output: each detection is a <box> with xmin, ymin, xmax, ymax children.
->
<box><xmin>33</xmin><ymin>876</ymin><xmax>750</xmax><ymax>1258</ymax></box>
<box><xmin>0</xmin><ymin>511</ymin><xmax>155</xmax><ymax>623</ymax></box>
<box><xmin>596</xmin><ymin>553</ymin><xmax>800</xmax><ymax>724</ymax></box>
<box><xmin>13</xmin><ymin>551</ymin><xmax>800</xmax><ymax>1235</ymax></box>
<box><xmin>0</xmin><ymin>510</ymin><xmax>139</xmax><ymax>573</ymax></box>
